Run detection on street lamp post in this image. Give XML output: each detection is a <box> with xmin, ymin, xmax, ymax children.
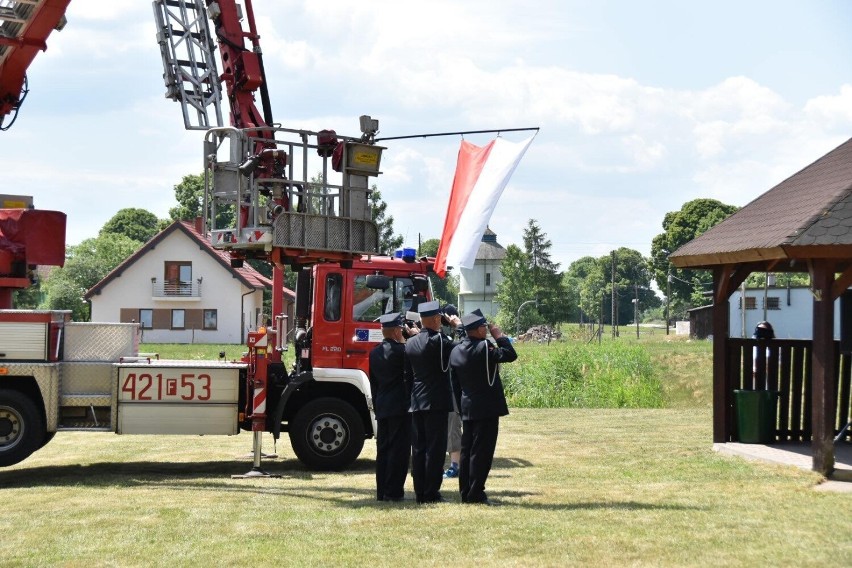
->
<box><xmin>516</xmin><ymin>299</ymin><xmax>538</xmax><ymax>336</ymax></box>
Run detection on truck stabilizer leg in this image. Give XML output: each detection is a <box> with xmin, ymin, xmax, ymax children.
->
<box><xmin>232</xmin><ymin>431</ymin><xmax>281</xmax><ymax>478</ymax></box>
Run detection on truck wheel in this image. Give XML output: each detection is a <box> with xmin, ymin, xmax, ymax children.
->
<box><xmin>289</xmin><ymin>397</ymin><xmax>365</xmax><ymax>471</ymax></box>
<box><xmin>0</xmin><ymin>390</ymin><xmax>45</xmax><ymax>467</ymax></box>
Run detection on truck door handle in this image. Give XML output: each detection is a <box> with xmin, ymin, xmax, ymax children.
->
<box><xmin>346</xmin><ymin>349</ymin><xmax>367</xmax><ymax>355</ymax></box>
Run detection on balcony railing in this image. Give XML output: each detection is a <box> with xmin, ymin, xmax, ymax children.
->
<box><xmin>151</xmin><ymin>280</ymin><xmax>201</xmax><ymax>298</ymax></box>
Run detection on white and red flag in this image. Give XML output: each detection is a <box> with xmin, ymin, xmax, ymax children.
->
<box><xmin>433</xmin><ymin>135</ymin><xmax>534</xmax><ymax>278</ymax></box>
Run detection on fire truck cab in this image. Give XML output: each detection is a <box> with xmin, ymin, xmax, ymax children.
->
<box><xmin>268</xmin><ymin>254</ymin><xmax>433</xmax><ymax>470</ymax></box>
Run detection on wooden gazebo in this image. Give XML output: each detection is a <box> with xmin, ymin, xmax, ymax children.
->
<box><xmin>670</xmin><ymin>137</ymin><xmax>852</xmax><ymax>476</ymax></box>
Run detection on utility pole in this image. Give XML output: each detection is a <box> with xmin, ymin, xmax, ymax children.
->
<box><xmin>665</xmin><ymin>270</ymin><xmax>671</xmax><ymax>335</ymax></box>
<box><xmin>634</xmin><ymin>283</ymin><xmax>639</xmax><ymax>339</ymax></box>
<box><xmin>611</xmin><ymin>251</ymin><xmax>616</xmax><ymax>339</ymax></box>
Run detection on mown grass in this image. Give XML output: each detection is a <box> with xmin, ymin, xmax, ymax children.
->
<box><xmin>3</xmin><ymin>335</ymin><xmax>846</xmax><ymax>566</ymax></box>
<box><xmin>2</xmin><ymin>409</ymin><xmax>849</xmax><ymax>567</ymax></box>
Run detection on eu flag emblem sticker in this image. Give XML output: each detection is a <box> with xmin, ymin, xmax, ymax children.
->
<box><xmin>355</xmin><ymin>329</ymin><xmax>370</xmax><ymax>342</ymax></box>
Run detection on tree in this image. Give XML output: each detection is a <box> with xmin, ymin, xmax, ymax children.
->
<box><xmin>370</xmin><ymin>187</ymin><xmax>403</xmax><ymax>255</ymax></box>
<box><xmin>418</xmin><ymin>237</ymin><xmax>459</xmax><ymax>307</ymax></box>
<box><xmin>169</xmin><ymin>173</ymin><xmax>205</xmax><ymax>222</ymax></box>
<box><xmin>495</xmin><ymin>220</ymin><xmax>568</xmax><ymax>333</ymax></box>
<box><xmin>607</xmin><ymin>247</ymin><xmax>661</xmax><ymax>325</ymax></box>
<box><xmin>650</xmin><ymin>198</ymin><xmax>738</xmax><ymax>317</ymax></box>
<box><xmin>100</xmin><ymin>208</ymin><xmax>161</xmax><ymax>243</ymax></box>
<box><xmin>494</xmin><ymin>244</ymin><xmax>533</xmax><ymax>333</ymax></box>
<box><xmin>40</xmin><ymin>233</ymin><xmax>142</xmax><ymax>320</ymax></box>
<box><xmin>169</xmin><ymin>173</ymin><xmax>235</xmax><ymax>229</ymax></box>
<box><xmin>564</xmin><ymin>256</ymin><xmax>599</xmax><ymax>322</ymax></box>
<box><xmin>565</xmin><ymin>248</ymin><xmax>660</xmax><ymax>326</ymax></box>
<box><xmin>12</xmin><ymin>278</ymin><xmax>42</xmax><ymax>309</ymax></box>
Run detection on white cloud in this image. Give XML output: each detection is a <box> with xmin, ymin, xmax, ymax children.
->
<box><xmin>3</xmin><ymin>1</ymin><xmax>851</xmax><ymax>273</ymax></box>
<box><xmin>804</xmin><ymin>84</ymin><xmax>852</xmax><ymax>127</ymax></box>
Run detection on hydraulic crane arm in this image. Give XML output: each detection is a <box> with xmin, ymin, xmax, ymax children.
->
<box><xmin>205</xmin><ymin>0</ymin><xmax>273</xmax><ymax>131</ymax></box>
<box><xmin>0</xmin><ymin>0</ymin><xmax>71</xmax><ymax>129</ymax></box>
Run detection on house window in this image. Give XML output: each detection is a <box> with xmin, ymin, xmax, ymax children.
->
<box><xmin>740</xmin><ymin>297</ymin><xmax>757</xmax><ymax>310</ymax></box>
<box><xmin>203</xmin><ymin>309</ymin><xmax>218</xmax><ymax>330</ymax></box>
<box><xmin>765</xmin><ymin>297</ymin><xmax>781</xmax><ymax>310</ymax></box>
<box><xmin>171</xmin><ymin>309</ymin><xmax>185</xmax><ymax>329</ymax></box>
<box><xmin>485</xmin><ymin>272</ymin><xmax>491</xmax><ymax>286</ymax></box>
<box><xmin>139</xmin><ymin>309</ymin><xmax>153</xmax><ymax>329</ymax></box>
<box><xmin>164</xmin><ymin>261</ymin><xmax>192</xmax><ymax>296</ymax></box>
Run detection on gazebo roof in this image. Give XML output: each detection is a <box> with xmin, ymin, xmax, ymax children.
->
<box><xmin>670</xmin><ymin>137</ymin><xmax>852</xmax><ymax>269</ymax></box>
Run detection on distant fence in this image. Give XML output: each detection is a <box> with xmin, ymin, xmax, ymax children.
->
<box><xmin>728</xmin><ymin>339</ymin><xmax>852</xmax><ymax>442</ymax></box>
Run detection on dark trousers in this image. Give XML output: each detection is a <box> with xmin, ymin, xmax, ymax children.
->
<box><xmin>411</xmin><ymin>410</ymin><xmax>448</xmax><ymax>503</ymax></box>
<box><xmin>460</xmin><ymin>417</ymin><xmax>499</xmax><ymax>503</ymax></box>
<box><xmin>376</xmin><ymin>414</ymin><xmax>411</xmax><ymax>501</ymax></box>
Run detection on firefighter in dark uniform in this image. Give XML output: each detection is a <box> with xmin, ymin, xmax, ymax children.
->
<box><xmin>450</xmin><ymin>312</ymin><xmax>518</xmax><ymax>505</ymax></box>
<box><xmin>369</xmin><ymin>313</ymin><xmax>413</xmax><ymax>502</ymax></box>
<box><xmin>404</xmin><ymin>300</ymin><xmax>462</xmax><ymax>504</ymax></box>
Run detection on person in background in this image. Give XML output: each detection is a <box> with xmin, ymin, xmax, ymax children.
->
<box><xmin>752</xmin><ymin>320</ymin><xmax>776</xmax><ymax>387</ymax></box>
<box><xmin>441</xmin><ymin>304</ymin><xmax>463</xmax><ymax>479</ymax></box>
<box><xmin>404</xmin><ymin>300</ymin><xmax>461</xmax><ymax>504</ymax></box>
<box><xmin>450</xmin><ymin>312</ymin><xmax>518</xmax><ymax>505</ymax></box>
<box><xmin>369</xmin><ymin>313</ymin><xmax>411</xmax><ymax>502</ymax></box>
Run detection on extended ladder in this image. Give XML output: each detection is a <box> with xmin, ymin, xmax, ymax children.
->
<box><xmin>152</xmin><ymin>0</ymin><xmax>223</xmax><ymax>130</ymax></box>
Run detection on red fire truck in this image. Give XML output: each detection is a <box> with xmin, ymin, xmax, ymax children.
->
<box><xmin>0</xmin><ymin>250</ymin><xmax>434</xmax><ymax>471</ymax></box>
<box><xmin>0</xmin><ymin>1</ymin><xmax>441</xmax><ymax>473</ymax></box>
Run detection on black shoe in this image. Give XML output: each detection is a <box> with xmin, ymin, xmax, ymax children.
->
<box><xmin>419</xmin><ymin>495</ymin><xmax>445</xmax><ymax>504</ymax></box>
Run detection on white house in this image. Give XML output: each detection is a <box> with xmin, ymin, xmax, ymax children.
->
<box><xmin>729</xmin><ymin>286</ymin><xmax>842</xmax><ymax>339</ymax></box>
<box><xmin>457</xmin><ymin>227</ymin><xmax>506</xmax><ymax>319</ymax></box>
<box><xmin>86</xmin><ymin>220</ymin><xmax>292</xmax><ymax>344</ymax></box>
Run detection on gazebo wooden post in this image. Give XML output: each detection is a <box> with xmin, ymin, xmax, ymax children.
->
<box><xmin>712</xmin><ymin>266</ymin><xmax>733</xmax><ymax>442</ymax></box>
<box><xmin>811</xmin><ymin>260</ymin><xmax>836</xmax><ymax>476</ymax></box>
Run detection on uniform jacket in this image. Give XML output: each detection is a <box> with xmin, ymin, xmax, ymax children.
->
<box><xmin>368</xmin><ymin>339</ymin><xmax>409</xmax><ymax>419</ymax></box>
<box><xmin>449</xmin><ymin>336</ymin><xmax>517</xmax><ymax>420</ymax></box>
<box><xmin>404</xmin><ymin>327</ymin><xmax>456</xmax><ymax>412</ymax></box>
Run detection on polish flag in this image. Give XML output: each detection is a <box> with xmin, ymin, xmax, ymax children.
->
<box><xmin>433</xmin><ymin>135</ymin><xmax>534</xmax><ymax>278</ymax></box>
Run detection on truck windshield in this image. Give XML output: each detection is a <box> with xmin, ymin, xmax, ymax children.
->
<box><xmin>352</xmin><ymin>275</ymin><xmax>415</xmax><ymax>322</ymax></box>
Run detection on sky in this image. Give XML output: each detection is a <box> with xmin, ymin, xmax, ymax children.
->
<box><xmin>4</xmin><ymin>0</ymin><xmax>852</xmax><ymax>273</ymax></box>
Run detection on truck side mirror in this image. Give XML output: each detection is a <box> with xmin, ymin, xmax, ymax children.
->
<box><xmin>411</xmin><ymin>275</ymin><xmax>429</xmax><ymax>292</ymax></box>
<box><xmin>366</xmin><ymin>274</ymin><xmax>390</xmax><ymax>290</ymax></box>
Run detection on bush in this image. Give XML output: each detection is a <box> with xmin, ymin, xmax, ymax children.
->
<box><xmin>502</xmin><ymin>342</ymin><xmax>664</xmax><ymax>408</ymax></box>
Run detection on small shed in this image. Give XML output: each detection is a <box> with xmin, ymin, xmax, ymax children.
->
<box><xmin>687</xmin><ymin>305</ymin><xmax>713</xmax><ymax>339</ymax></box>
<box><xmin>670</xmin><ymin>137</ymin><xmax>852</xmax><ymax>476</ymax></box>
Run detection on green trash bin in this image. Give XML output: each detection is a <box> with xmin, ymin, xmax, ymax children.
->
<box><xmin>734</xmin><ymin>389</ymin><xmax>778</xmax><ymax>443</ymax></box>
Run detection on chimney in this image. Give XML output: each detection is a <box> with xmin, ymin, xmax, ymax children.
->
<box><xmin>194</xmin><ymin>216</ymin><xmax>204</xmax><ymax>234</ymax></box>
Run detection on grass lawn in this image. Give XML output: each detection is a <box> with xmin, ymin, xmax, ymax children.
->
<box><xmin>2</xmin><ymin>408</ymin><xmax>849</xmax><ymax>566</ymax></box>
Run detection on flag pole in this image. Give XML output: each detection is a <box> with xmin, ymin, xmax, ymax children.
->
<box><xmin>376</xmin><ymin>127</ymin><xmax>539</xmax><ymax>142</ymax></box>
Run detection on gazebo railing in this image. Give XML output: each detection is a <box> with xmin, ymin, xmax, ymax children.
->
<box><xmin>727</xmin><ymin>339</ymin><xmax>852</xmax><ymax>443</ymax></box>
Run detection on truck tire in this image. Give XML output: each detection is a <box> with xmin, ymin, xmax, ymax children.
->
<box><xmin>289</xmin><ymin>397</ymin><xmax>365</xmax><ymax>471</ymax></box>
<box><xmin>0</xmin><ymin>390</ymin><xmax>45</xmax><ymax>467</ymax></box>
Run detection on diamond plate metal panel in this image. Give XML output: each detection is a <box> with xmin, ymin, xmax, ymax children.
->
<box><xmin>60</xmin><ymin>394</ymin><xmax>113</xmax><ymax>407</ymax></box>
<box><xmin>273</xmin><ymin>212</ymin><xmax>378</xmax><ymax>255</ymax></box>
<box><xmin>59</xmin><ymin>362</ymin><xmax>114</xmax><ymax>396</ymax></box>
<box><xmin>1</xmin><ymin>362</ymin><xmax>60</xmax><ymax>431</ymax></box>
<box><xmin>64</xmin><ymin>323</ymin><xmax>139</xmax><ymax>361</ymax></box>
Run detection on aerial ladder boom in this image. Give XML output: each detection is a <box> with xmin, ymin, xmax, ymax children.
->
<box><xmin>0</xmin><ymin>0</ymin><xmax>71</xmax><ymax>129</ymax></box>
